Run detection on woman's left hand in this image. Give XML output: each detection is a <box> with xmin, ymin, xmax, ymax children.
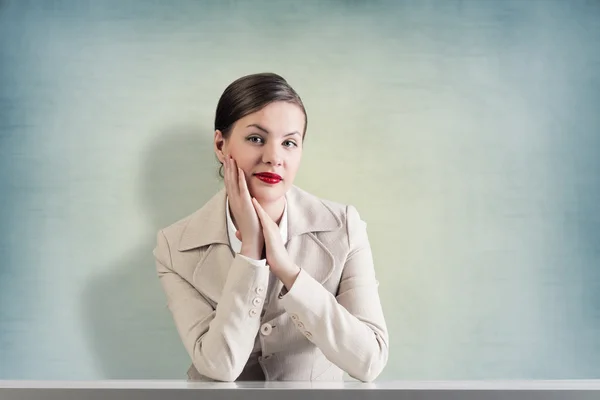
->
<box><xmin>251</xmin><ymin>198</ymin><xmax>300</xmax><ymax>290</ymax></box>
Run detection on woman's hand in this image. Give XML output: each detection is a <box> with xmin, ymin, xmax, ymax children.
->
<box><xmin>223</xmin><ymin>155</ymin><xmax>264</xmax><ymax>260</ymax></box>
<box><xmin>251</xmin><ymin>198</ymin><xmax>300</xmax><ymax>290</ymax></box>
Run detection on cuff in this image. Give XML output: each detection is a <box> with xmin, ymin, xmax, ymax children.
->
<box><xmin>237</xmin><ymin>253</ymin><xmax>267</xmax><ymax>268</ymax></box>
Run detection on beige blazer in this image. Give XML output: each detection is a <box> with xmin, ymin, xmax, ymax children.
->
<box><xmin>153</xmin><ymin>185</ymin><xmax>389</xmax><ymax>382</ymax></box>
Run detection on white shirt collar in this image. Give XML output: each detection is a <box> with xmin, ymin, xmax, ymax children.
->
<box><xmin>225</xmin><ymin>197</ymin><xmax>288</xmax><ymax>255</ymax></box>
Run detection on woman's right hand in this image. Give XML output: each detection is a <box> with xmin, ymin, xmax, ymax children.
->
<box><xmin>223</xmin><ymin>155</ymin><xmax>264</xmax><ymax>260</ymax></box>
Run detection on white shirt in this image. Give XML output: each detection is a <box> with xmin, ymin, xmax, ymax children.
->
<box><xmin>225</xmin><ymin>197</ymin><xmax>288</xmax><ymax>264</ymax></box>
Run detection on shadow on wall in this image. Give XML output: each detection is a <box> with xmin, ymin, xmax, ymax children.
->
<box><xmin>80</xmin><ymin>126</ymin><xmax>221</xmax><ymax>379</ymax></box>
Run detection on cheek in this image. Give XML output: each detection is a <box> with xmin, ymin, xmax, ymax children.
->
<box><xmin>234</xmin><ymin>154</ymin><xmax>257</xmax><ymax>175</ymax></box>
<box><xmin>286</xmin><ymin>153</ymin><xmax>302</xmax><ymax>173</ymax></box>
<box><xmin>232</xmin><ymin>143</ymin><xmax>260</xmax><ymax>158</ymax></box>
<box><xmin>230</xmin><ymin>150</ymin><xmax>254</xmax><ymax>168</ymax></box>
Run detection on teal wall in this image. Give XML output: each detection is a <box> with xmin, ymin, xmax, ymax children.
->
<box><xmin>1</xmin><ymin>0</ymin><xmax>599</xmax><ymax>380</ymax></box>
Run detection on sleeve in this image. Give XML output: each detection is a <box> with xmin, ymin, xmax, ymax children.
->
<box><xmin>153</xmin><ymin>230</ymin><xmax>270</xmax><ymax>382</ymax></box>
<box><xmin>237</xmin><ymin>253</ymin><xmax>267</xmax><ymax>267</ymax></box>
<box><xmin>278</xmin><ymin>205</ymin><xmax>389</xmax><ymax>382</ymax></box>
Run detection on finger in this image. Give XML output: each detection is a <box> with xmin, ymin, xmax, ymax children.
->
<box><xmin>238</xmin><ymin>167</ymin><xmax>250</xmax><ymax>200</ymax></box>
<box><xmin>252</xmin><ymin>198</ymin><xmax>275</xmax><ymax>231</ymax></box>
<box><xmin>238</xmin><ymin>167</ymin><xmax>249</xmax><ymax>198</ymax></box>
<box><xmin>229</xmin><ymin>156</ymin><xmax>239</xmax><ymax>196</ymax></box>
<box><xmin>224</xmin><ymin>155</ymin><xmax>233</xmax><ymax>190</ymax></box>
<box><xmin>253</xmin><ymin>198</ymin><xmax>274</xmax><ymax>222</ymax></box>
<box><xmin>235</xmin><ymin>230</ymin><xmax>242</xmax><ymax>241</ymax></box>
<box><xmin>251</xmin><ymin>197</ymin><xmax>265</xmax><ymax>218</ymax></box>
<box><xmin>223</xmin><ymin>156</ymin><xmax>232</xmax><ymax>194</ymax></box>
<box><xmin>251</xmin><ymin>197</ymin><xmax>264</xmax><ymax>223</ymax></box>
<box><xmin>225</xmin><ymin>157</ymin><xmax>239</xmax><ymax>204</ymax></box>
<box><xmin>252</xmin><ymin>199</ymin><xmax>281</xmax><ymax>249</ymax></box>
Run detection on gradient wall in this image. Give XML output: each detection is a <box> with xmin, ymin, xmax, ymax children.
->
<box><xmin>1</xmin><ymin>0</ymin><xmax>599</xmax><ymax>380</ymax></box>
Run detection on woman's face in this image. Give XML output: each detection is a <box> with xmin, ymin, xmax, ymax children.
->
<box><xmin>215</xmin><ymin>101</ymin><xmax>305</xmax><ymax>204</ymax></box>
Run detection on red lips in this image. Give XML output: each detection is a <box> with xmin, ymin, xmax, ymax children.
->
<box><xmin>254</xmin><ymin>172</ymin><xmax>282</xmax><ymax>184</ymax></box>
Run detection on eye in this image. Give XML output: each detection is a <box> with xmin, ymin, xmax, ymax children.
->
<box><xmin>283</xmin><ymin>140</ymin><xmax>297</xmax><ymax>148</ymax></box>
<box><xmin>247</xmin><ymin>135</ymin><xmax>264</xmax><ymax>144</ymax></box>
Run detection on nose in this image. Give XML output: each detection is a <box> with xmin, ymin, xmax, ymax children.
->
<box><xmin>262</xmin><ymin>143</ymin><xmax>283</xmax><ymax>166</ymax></box>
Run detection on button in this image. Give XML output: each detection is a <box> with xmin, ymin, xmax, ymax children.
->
<box><xmin>260</xmin><ymin>323</ymin><xmax>272</xmax><ymax>336</ymax></box>
<box><xmin>296</xmin><ymin>322</ymin><xmax>304</xmax><ymax>330</ymax></box>
<box><xmin>249</xmin><ymin>309</ymin><xmax>258</xmax><ymax>317</ymax></box>
<box><xmin>252</xmin><ymin>297</ymin><xmax>262</xmax><ymax>306</ymax></box>
<box><xmin>278</xmin><ymin>287</ymin><xmax>288</xmax><ymax>299</ymax></box>
<box><xmin>262</xmin><ymin>354</ymin><xmax>272</xmax><ymax>361</ymax></box>
<box><xmin>305</xmin><ymin>331</ymin><xmax>312</xmax><ymax>339</ymax></box>
<box><xmin>256</xmin><ymin>287</ymin><xmax>265</xmax><ymax>295</ymax></box>
<box><xmin>290</xmin><ymin>314</ymin><xmax>298</xmax><ymax>321</ymax></box>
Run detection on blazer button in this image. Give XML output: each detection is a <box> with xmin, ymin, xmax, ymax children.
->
<box><xmin>256</xmin><ymin>287</ymin><xmax>265</xmax><ymax>295</ymax></box>
<box><xmin>296</xmin><ymin>322</ymin><xmax>304</xmax><ymax>330</ymax></box>
<box><xmin>290</xmin><ymin>314</ymin><xmax>299</xmax><ymax>321</ymax></box>
<box><xmin>305</xmin><ymin>331</ymin><xmax>313</xmax><ymax>339</ymax></box>
<box><xmin>249</xmin><ymin>309</ymin><xmax>258</xmax><ymax>317</ymax></box>
<box><xmin>252</xmin><ymin>297</ymin><xmax>262</xmax><ymax>306</ymax></box>
<box><xmin>260</xmin><ymin>323</ymin><xmax>273</xmax><ymax>336</ymax></box>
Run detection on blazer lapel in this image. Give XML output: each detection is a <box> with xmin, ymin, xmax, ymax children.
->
<box><xmin>285</xmin><ymin>186</ymin><xmax>343</xmax><ymax>285</ymax></box>
<box><xmin>177</xmin><ymin>188</ymin><xmax>233</xmax><ymax>304</ymax></box>
<box><xmin>178</xmin><ymin>188</ymin><xmax>229</xmax><ymax>252</ymax></box>
<box><xmin>285</xmin><ymin>186</ymin><xmax>342</xmax><ymax>240</ymax></box>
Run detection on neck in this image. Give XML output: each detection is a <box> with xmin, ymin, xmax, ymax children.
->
<box><xmin>259</xmin><ymin>197</ymin><xmax>286</xmax><ymax>225</ymax></box>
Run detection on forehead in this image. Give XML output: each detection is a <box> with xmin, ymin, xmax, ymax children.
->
<box><xmin>236</xmin><ymin>101</ymin><xmax>305</xmax><ymax>133</ymax></box>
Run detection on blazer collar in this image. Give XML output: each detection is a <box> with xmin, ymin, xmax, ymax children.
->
<box><xmin>177</xmin><ymin>185</ymin><xmax>342</xmax><ymax>251</ymax></box>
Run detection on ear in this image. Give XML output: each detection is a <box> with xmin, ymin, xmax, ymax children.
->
<box><xmin>214</xmin><ymin>130</ymin><xmax>227</xmax><ymax>163</ymax></box>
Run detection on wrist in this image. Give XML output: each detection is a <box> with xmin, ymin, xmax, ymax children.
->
<box><xmin>240</xmin><ymin>242</ymin><xmax>264</xmax><ymax>260</ymax></box>
<box><xmin>278</xmin><ymin>263</ymin><xmax>300</xmax><ymax>291</ymax></box>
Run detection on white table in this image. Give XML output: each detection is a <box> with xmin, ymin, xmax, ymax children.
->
<box><xmin>1</xmin><ymin>380</ymin><xmax>599</xmax><ymax>400</ymax></box>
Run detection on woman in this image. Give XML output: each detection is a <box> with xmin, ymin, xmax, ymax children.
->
<box><xmin>153</xmin><ymin>73</ymin><xmax>389</xmax><ymax>382</ymax></box>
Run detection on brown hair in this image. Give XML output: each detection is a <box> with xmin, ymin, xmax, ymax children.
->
<box><xmin>214</xmin><ymin>72</ymin><xmax>307</xmax><ymax>178</ymax></box>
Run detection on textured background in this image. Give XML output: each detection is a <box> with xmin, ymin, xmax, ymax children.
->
<box><xmin>1</xmin><ymin>0</ymin><xmax>599</xmax><ymax>380</ymax></box>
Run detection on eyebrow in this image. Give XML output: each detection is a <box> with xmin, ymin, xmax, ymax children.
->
<box><xmin>246</xmin><ymin>124</ymin><xmax>301</xmax><ymax>137</ymax></box>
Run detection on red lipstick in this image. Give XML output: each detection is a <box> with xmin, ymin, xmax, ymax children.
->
<box><xmin>254</xmin><ymin>172</ymin><xmax>282</xmax><ymax>184</ymax></box>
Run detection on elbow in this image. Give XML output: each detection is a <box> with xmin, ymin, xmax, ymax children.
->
<box><xmin>351</xmin><ymin>341</ymin><xmax>389</xmax><ymax>383</ymax></box>
<box><xmin>355</xmin><ymin>368</ymin><xmax>383</xmax><ymax>383</ymax></box>
<box><xmin>353</xmin><ymin>363</ymin><xmax>385</xmax><ymax>383</ymax></box>
<box><xmin>214</xmin><ymin>365</ymin><xmax>244</xmax><ymax>382</ymax></box>
<box><xmin>191</xmin><ymin>360</ymin><xmax>243</xmax><ymax>382</ymax></box>
<box><xmin>353</xmin><ymin>361</ymin><xmax>387</xmax><ymax>383</ymax></box>
<box><xmin>191</xmin><ymin>342</ymin><xmax>245</xmax><ymax>382</ymax></box>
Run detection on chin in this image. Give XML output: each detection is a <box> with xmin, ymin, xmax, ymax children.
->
<box><xmin>250</xmin><ymin>184</ymin><xmax>288</xmax><ymax>204</ymax></box>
